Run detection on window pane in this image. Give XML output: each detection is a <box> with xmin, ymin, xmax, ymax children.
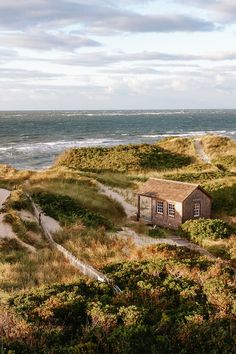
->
<box><xmin>193</xmin><ymin>203</ymin><xmax>200</xmax><ymax>217</ymax></box>
<box><xmin>168</xmin><ymin>203</ymin><xmax>175</xmax><ymax>217</ymax></box>
<box><xmin>157</xmin><ymin>201</ymin><xmax>164</xmax><ymax>214</ymax></box>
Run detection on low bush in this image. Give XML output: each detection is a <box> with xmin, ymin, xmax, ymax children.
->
<box><xmin>148</xmin><ymin>227</ymin><xmax>165</xmax><ymax>238</ymax></box>
<box><xmin>6</xmin><ymin>254</ymin><xmax>235</xmax><ymax>354</ymax></box>
<box><xmin>179</xmin><ymin>218</ymin><xmax>233</xmax><ymax>245</ymax></box>
<box><xmin>210</xmin><ymin>183</ymin><xmax>236</xmax><ymax>216</ymax></box>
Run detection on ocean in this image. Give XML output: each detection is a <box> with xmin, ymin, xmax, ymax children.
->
<box><xmin>0</xmin><ymin>110</ymin><xmax>235</xmax><ymax>170</ymax></box>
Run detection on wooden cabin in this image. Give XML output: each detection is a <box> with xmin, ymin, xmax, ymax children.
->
<box><xmin>137</xmin><ymin>178</ymin><xmax>212</xmax><ymax>230</ymax></box>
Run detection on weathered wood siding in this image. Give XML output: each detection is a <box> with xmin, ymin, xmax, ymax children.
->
<box><xmin>182</xmin><ymin>189</ymin><xmax>211</xmax><ymax>222</ymax></box>
<box><xmin>152</xmin><ymin>199</ymin><xmax>182</xmax><ymax>230</ymax></box>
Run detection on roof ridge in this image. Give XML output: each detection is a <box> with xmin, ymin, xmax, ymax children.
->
<box><xmin>150</xmin><ymin>177</ymin><xmax>199</xmax><ymax>187</ymax></box>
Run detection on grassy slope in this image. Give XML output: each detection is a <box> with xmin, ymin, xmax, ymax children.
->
<box><xmin>55</xmin><ymin>142</ymin><xmax>193</xmax><ymax>172</ymax></box>
<box><xmin>202</xmin><ymin>135</ymin><xmax>236</xmax><ymax>171</ymax></box>
<box><xmin>0</xmin><ymin>135</ymin><xmax>235</xmax><ymax>353</ymax></box>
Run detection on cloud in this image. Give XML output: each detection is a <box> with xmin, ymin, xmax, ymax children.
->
<box><xmin>172</xmin><ymin>0</ymin><xmax>236</xmax><ymax>23</ymax></box>
<box><xmin>49</xmin><ymin>50</ymin><xmax>236</xmax><ymax>67</ymax></box>
<box><xmin>0</xmin><ymin>31</ymin><xmax>100</xmax><ymax>51</ymax></box>
<box><xmin>0</xmin><ymin>0</ymin><xmax>217</xmax><ymax>33</ymax></box>
<box><xmin>0</xmin><ymin>68</ymin><xmax>63</xmax><ymax>80</ymax></box>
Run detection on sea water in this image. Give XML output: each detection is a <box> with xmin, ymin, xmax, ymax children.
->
<box><xmin>0</xmin><ymin>110</ymin><xmax>235</xmax><ymax>170</ymax></box>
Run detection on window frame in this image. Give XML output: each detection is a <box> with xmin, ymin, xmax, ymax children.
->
<box><xmin>168</xmin><ymin>202</ymin><xmax>175</xmax><ymax>218</ymax></box>
<box><xmin>156</xmin><ymin>201</ymin><xmax>164</xmax><ymax>215</ymax></box>
<box><xmin>193</xmin><ymin>202</ymin><xmax>201</xmax><ymax>218</ymax></box>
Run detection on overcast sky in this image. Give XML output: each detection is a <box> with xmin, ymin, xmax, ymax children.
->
<box><xmin>0</xmin><ymin>0</ymin><xmax>236</xmax><ymax>110</ymax></box>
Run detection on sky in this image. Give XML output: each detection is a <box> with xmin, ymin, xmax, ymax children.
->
<box><xmin>0</xmin><ymin>0</ymin><xmax>236</xmax><ymax>110</ymax></box>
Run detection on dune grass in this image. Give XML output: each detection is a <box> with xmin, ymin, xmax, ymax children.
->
<box><xmin>0</xmin><ymin>239</ymin><xmax>81</xmax><ymax>293</ymax></box>
<box><xmin>202</xmin><ymin>135</ymin><xmax>236</xmax><ymax>171</ymax></box>
<box><xmin>27</xmin><ymin>178</ymin><xmax>126</xmax><ymax>226</ymax></box>
<box><xmin>55</xmin><ymin>143</ymin><xmax>193</xmax><ymax>173</ymax></box>
<box><xmin>156</xmin><ymin>137</ymin><xmax>197</xmax><ymax>159</ymax></box>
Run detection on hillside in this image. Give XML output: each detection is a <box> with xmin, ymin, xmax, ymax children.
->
<box><xmin>0</xmin><ymin>135</ymin><xmax>235</xmax><ymax>354</ymax></box>
<box><xmin>55</xmin><ymin>141</ymin><xmax>193</xmax><ymax>172</ymax></box>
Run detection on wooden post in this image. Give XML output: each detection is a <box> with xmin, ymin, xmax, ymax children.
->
<box><xmin>137</xmin><ymin>195</ymin><xmax>141</xmax><ymax>221</ymax></box>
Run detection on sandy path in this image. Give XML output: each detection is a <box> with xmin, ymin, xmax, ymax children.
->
<box><xmin>0</xmin><ymin>214</ymin><xmax>36</xmax><ymax>252</ymax></box>
<box><xmin>194</xmin><ymin>139</ymin><xmax>211</xmax><ymax>164</ymax></box>
<box><xmin>0</xmin><ymin>214</ymin><xmax>16</xmax><ymax>239</ymax></box>
<box><xmin>0</xmin><ymin>188</ymin><xmax>10</xmax><ymax>210</ymax></box>
<box><xmin>97</xmin><ymin>182</ymin><xmax>136</xmax><ymax>218</ymax></box>
<box><xmin>118</xmin><ymin>227</ymin><xmax>215</xmax><ymax>258</ymax></box>
<box><xmin>40</xmin><ymin>214</ymin><xmax>62</xmax><ymax>234</ymax></box>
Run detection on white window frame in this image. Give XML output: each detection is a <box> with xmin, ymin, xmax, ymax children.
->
<box><xmin>156</xmin><ymin>201</ymin><xmax>164</xmax><ymax>215</ymax></box>
<box><xmin>193</xmin><ymin>202</ymin><xmax>201</xmax><ymax>218</ymax></box>
<box><xmin>168</xmin><ymin>203</ymin><xmax>175</xmax><ymax>218</ymax></box>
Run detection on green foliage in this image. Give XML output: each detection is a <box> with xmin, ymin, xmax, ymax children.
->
<box><xmin>179</xmin><ymin>219</ymin><xmax>233</xmax><ymax>245</ymax></box>
<box><xmin>5</xmin><ymin>189</ymin><xmax>32</xmax><ymax>211</ymax></box>
<box><xmin>55</xmin><ymin>143</ymin><xmax>192</xmax><ymax>173</ymax></box>
<box><xmin>32</xmin><ymin>191</ymin><xmax>112</xmax><ymax>229</ymax></box>
<box><xmin>7</xmin><ymin>251</ymin><xmax>236</xmax><ymax>354</ymax></box>
<box><xmin>164</xmin><ymin>170</ymin><xmax>235</xmax><ymax>184</ymax></box>
<box><xmin>210</xmin><ymin>183</ymin><xmax>236</xmax><ymax>216</ymax></box>
<box><xmin>28</xmin><ymin>179</ymin><xmax>126</xmax><ymax>226</ymax></box>
<box><xmin>148</xmin><ymin>227</ymin><xmax>165</xmax><ymax>238</ymax></box>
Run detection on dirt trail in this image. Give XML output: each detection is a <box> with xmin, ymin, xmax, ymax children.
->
<box><xmin>0</xmin><ymin>214</ymin><xmax>16</xmax><ymax>239</ymax></box>
<box><xmin>0</xmin><ymin>188</ymin><xmax>10</xmax><ymax>210</ymax></box>
<box><xmin>194</xmin><ymin>139</ymin><xmax>211</xmax><ymax>164</ymax></box>
<box><xmin>0</xmin><ymin>190</ymin><xmax>36</xmax><ymax>252</ymax></box>
<box><xmin>118</xmin><ymin>228</ymin><xmax>215</xmax><ymax>258</ymax></box>
<box><xmin>40</xmin><ymin>214</ymin><xmax>62</xmax><ymax>234</ymax></box>
<box><xmin>97</xmin><ymin>182</ymin><xmax>136</xmax><ymax>218</ymax></box>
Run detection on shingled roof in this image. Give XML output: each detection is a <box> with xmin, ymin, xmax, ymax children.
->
<box><xmin>138</xmin><ymin>178</ymin><xmax>210</xmax><ymax>202</ymax></box>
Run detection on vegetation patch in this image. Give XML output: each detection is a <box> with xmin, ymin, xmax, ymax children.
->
<box><xmin>5</xmin><ymin>189</ymin><xmax>32</xmax><ymax>211</ymax></box>
<box><xmin>179</xmin><ymin>218</ymin><xmax>233</xmax><ymax>245</ymax></box>
<box><xmin>32</xmin><ymin>191</ymin><xmax>112</xmax><ymax>229</ymax></box>
<box><xmin>164</xmin><ymin>170</ymin><xmax>235</xmax><ymax>184</ymax></box>
<box><xmin>202</xmin><ymin>135</ymin><xmax>236</xmax><ymax>171</ymax></box>
<box><xmin>5</xmin><ymin>252</ymin><xmax>235</xmax><ymax>354</ymax></box>
<box><xmin>210</xmin><ymin>183</ymin><xmax>236</xmax><ymax>216</ymax></box>
<box><xmin>148</xmin><ymin>227</ymin><xmax>166</xmax><ymax>238</ymax></box>
<box><xmin>55</xmin><ymin>143</ymin><xmax>192</xmax><ymax>173</ymax></box>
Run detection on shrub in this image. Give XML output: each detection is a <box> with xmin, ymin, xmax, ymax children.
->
<box><xmin>148</xmin><ymin>227</ymin><xmax>165</xmax><ymax>238</ymax></box>
<box><xmin>179</xmin><ymin>219</ymin><xmax>233</xmax><ymax>245</ymax></box>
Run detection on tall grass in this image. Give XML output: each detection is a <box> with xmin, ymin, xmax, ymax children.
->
<box><xmin>0</xmin><ymin>239</ymin><xmax>81</xmax><ymax>293</ymax></box>
<box><xmin>202</xmin><ymin>135</ymin><xmax>236</xmax><ymax>171</ymax></box>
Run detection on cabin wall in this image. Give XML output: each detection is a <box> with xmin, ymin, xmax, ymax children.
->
<box><xmin>152</xmin><ymin>199</ymin><xmax>182</xmax><ymax>230</ymax></box>
<box><xmin>182</xmin><ymin>189</ymin><xmax>211</xmax><ymax>222</ymax></box>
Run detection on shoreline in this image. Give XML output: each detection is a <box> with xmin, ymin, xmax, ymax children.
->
<box><xmin>0</xmin><ymin>132</ymin><xmax>235</xmax><ymax>171</ymax></box>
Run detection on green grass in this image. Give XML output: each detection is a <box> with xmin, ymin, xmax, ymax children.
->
<box><xmin>28</xmin><ymin>179</ymin><xmax>126</xmax><ymax>226</ymax></box>
<box><xmin>81</xmin><ymin>171</ymin><xmax>137</xmax><ymax>188</ymax></box>
<box><xmin>163</xmin><ymin>170</ymin><xmax>235</xmax><ymax>184</ymax></box>
<box><xmin>32</xmin><ymin>191</ymin><xmax>113</xmax><ymax>229</ymax></box>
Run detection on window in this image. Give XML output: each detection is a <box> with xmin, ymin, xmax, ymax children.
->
<box><xmin>168</xmin><ymin>203</ymin><xmax>175</xmax><ymax>217</ymax></box>
<box><xmin>156</xmin><ymin>201</ymin><xmax>164</xmax><ymax>214</ymax></box>
<box><xmin>193</xmin><ymin>203</ymin><xmax>201</xmax><ymax>217</ymax></box>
